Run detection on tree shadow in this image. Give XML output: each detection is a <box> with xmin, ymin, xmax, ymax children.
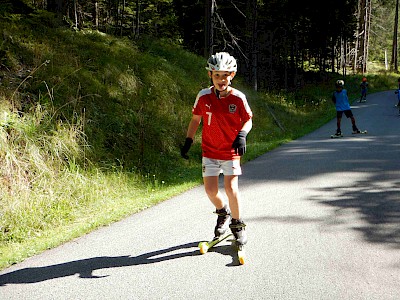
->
<box><xmin>242</xmin><ymin>118</ymin><xmax>400</xmax><ymax>249</ymax></box>
<box><xmin>310</xmin><ymin>176</ymin><xmax>400</xmax><ymax>248</ymax></box>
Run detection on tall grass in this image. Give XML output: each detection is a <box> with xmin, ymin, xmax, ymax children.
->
<box><xmin>0</xmin><ymin>93</ymin><xmax>199</xmax><ymax>267</ymax></box>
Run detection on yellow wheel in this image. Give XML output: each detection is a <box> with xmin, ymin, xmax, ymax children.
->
<box><xmin>238</xmin><ymin>250</ymin><xmax>245</xmax><ymax>265</ymax></box>
<box><xmin>198</xmin><ymin>242</ymin><xmax>209</xmax><ymax>254</ymax></box>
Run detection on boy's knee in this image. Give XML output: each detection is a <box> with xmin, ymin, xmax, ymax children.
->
<box><xmin>205</xmin><ymin>186</ymin><xmax>219</xmax><ymax>198</ymax></box>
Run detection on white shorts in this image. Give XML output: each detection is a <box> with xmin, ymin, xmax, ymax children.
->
<box><xmin>202</xmin><ymin>157</ymin><xmax>242</xmax><ymax>177</ymax></box>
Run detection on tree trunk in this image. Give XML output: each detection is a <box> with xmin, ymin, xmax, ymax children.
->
<box><xmin>392</xmin><ymin>0</ymin><xmax>399</xmax><ymax>72</ymax></box>
<box><xmin>204</xmin><ymin>0</ymin><xmax>215</xmax><ymax>57</ymax></box>
<box><xmin>93</xmin><ymin>1</ymin><xmax>99</xmax><ymax>30</ymax></box>
<box><xmin>354</xmin><ymin>0</ymin><xmax>366</xmax><ymax>73</ymax></box>
<box><xmin>74</xmin><ymin>0</ymin><xmax>78</xmax><ymax>29</ymax></box>
<box><xmin>251</xmin><ymin>0</ymin><xmax>258</xmax><ymax>91</ymax></box>
<box><xmin>135</xmin><ymin>0</ymin><xmax>140</xmax><ymax>39</ymax></box>
<box><xmin>47</xmin><ymin>0</ymin><xmax>64</xmax><ymax>14</ymax></box>
<box><xmin>362</xmin><ymin>0</ymin><xmax>371</xmax><ymax>74</ymax></box>
<box><xmin>120</xmin><ymin>0</ymin><xmax>126</xmax><ymax>36</ymax></box>
<box><xmin>353</xmin><ymin>1</ymin><xmax>360</xmax><ymax>72</ymax></box>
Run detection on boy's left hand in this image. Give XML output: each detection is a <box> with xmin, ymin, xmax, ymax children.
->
<box><xmin>232</xmin><ymin>130</ymin><xmax>247</xmax><ymax>156</ymax></box>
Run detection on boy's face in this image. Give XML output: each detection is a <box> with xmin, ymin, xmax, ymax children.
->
<box><xmin>208</xmin><ymin>71</ymin><xmax>236</xmax><ymax>92</ymax></box>
<box><xmin>336</xmin><ymin>86</ymin><xmax>343</xmax><ymax>92</ymax></box>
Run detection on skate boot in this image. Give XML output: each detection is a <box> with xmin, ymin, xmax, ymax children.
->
<box><xmin>334</xmin><ymin>129</ymin><xmax>342</xmax><ymax>137</ymax></box>
<box><xmin>352</xmin><ymin>126</ymin><xmax>361</xmax><ymax>134</ymax></box>
<box><xmin>230</xmin><ymin>218</ymin><xmax>247</xmax><ymax>265</ymax></box>
<box><xmin>229</xmin><ymin>218</ymin><xmax>247</xmax><ymax>246</ymax></box>
<box><xmin>213</xmin><ymin>206</ymin><xmax>231</xmax><ymax>238</ymax></box>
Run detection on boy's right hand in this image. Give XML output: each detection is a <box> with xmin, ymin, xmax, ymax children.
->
<box><xmin>180</xmin><ymin>137</ymin><xmax>193</xmax><ymax>159</ymax></box>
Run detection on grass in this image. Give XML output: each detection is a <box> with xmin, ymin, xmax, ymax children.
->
<box><xmin>1</xmin><ymin>11</ymin><xmax>399</xmax><ymax>270</ymax></box>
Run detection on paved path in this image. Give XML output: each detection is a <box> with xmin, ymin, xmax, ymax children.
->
<box><xmin>1</xmin><ymin>91</ymin><xmax>400</xmax><ymax>299</ymax></box>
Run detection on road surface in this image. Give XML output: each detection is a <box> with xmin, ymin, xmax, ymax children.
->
<box><xmin>1</xmin><ymin>90</ymin><xmax>400</xmax><ymax>299</ymax></box>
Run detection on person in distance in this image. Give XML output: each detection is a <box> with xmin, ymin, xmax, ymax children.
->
<box><xmin>332</xmin><ymin>80</ymin><xmax>361</xmax><ymax>136</ymax></box>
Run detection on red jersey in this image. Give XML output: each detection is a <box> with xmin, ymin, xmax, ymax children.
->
<box><xmin>192</xmin><ymin>87</ymin><xmax>253</xmax><ymax>160</ymax></box>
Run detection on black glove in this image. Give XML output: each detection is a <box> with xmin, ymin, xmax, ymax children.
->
<box><xmin>180</xmin><ymin>137</ymin><xmax>193</xmax><ymax>159</ymax></box>
<box><xmin>232</xmin><ymin>130</ymin><xmax>247</xmax><ymax>156</ymax></box>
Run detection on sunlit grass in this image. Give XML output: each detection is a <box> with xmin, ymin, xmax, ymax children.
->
<box><xmin>0</xmin><ymin>168</ymin><xmax>198</xmax><ymax>268</ymax></box>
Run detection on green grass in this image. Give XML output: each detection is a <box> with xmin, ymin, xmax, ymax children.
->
<box><xmin>1</xmin><ymin>11</ymin><xmax>400</xmax><ymax>270</ymax></box>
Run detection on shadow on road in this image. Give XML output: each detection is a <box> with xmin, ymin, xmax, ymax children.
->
<box><xmin>243</xmin><ymin>131</ymin><xmax>400</xmax><ymax>249</ymax></box>
<box><xmin>311</xmin><ymin>175</ymin><xmax>400</xmax><ymax>248</ymax></box>
<box><xmin>0</xmin><ymin>239</ymin><xmax>242</xmax><ymax>285</ymax></box>
<box><xmin>0</xmin><ymin>242</ymin><xmax>201</xmax><ymax>285</ymax></box>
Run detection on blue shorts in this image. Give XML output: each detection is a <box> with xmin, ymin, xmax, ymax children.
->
<box><xmin>337</xmin><ymin>110</ymin><xmax>353</xmax><ymax>118</ymax></box>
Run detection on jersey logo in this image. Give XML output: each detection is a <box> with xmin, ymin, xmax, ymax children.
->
<box><xmin>205</xmin><ymin>104</ymin><xmax>211</xmax><ymax>110</ymax></box>
<box><xmin>229</xmin><ymin>104</ymin><xmax>237</xmax><ymax>113</ymax></box>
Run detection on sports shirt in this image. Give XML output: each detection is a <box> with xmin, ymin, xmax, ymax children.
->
<box><xmin>360</xmin><ymin>82</ymin><xmax>368</xmax><ymax>90</ymax></box>
<box><xmin>332</xmin><ymin>89</ymin><xmax>351</xmax><ymax>112</ymax></box>
<box><xmin>192</xmin><ymin>86</ymin><xmax>253</xmax><ymax>160</ymax></box>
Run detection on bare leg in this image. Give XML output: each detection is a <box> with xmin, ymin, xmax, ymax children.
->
<box><xmin>224</xmin><ymin>175</ymin><xmax>247</xmax><ymax>245</ymax></box>
<box><xmin>336</xmin><ymin>117</ymin><xmax>342</xmax><ymax>131</ymax></box>
<box><xmin>224</xmin><ymin>175</ymin><xmax>241</xmax><ymax>220</ymax></box>
<box><xmin>203</xmin><ymin>176</ymin><xmax>226</xmax><ymax>209</ymax></box>
<box><xmin>204</xmin><ymin>176</ymin><xmax>232</xmax><ymax>237</ymax></box>
<box><xmin>350</xmin><ymin>116</ymin><xmax>357</xmax><ymax>127</ymax></box>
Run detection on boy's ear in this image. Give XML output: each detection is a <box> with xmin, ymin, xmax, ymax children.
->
<box><xmin>231</xmin><ymin>72</ymin><xmax>236</xmax><ymax>79</ymax></box>
<box><xmin>208</xmin><ymin>71</ymin><xmax>212</xmax><ymax>78</ymax></box>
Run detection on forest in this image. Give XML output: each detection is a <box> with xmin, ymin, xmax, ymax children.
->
<box><xmin>6</xmin><ymin>0</ymin><xmax>399</xmax><ymax>90</ymax></box>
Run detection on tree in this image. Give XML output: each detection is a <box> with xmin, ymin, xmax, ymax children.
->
<box><xmin>204</xmin><ymin>0</ymin><xmax>215</xmax><ymax>57</ymax></box>
<box><xmin>392</xmin><ymin>0</ymin><xmax>399</xmax><ymax>71</ymax></box>
<box><xmin>47</xmin><ymin>0</ymin><xmax>65</xmax><ymax>14</ymax></box>
<box><xmin>29</xmin><ymin>0</ymin><xmax>363</xmax><ymax>89</ymax></box>
<box><xmin>355</xmin><ymin>0</ymin><xmax>372</xmax><ymax>74</ymax></box>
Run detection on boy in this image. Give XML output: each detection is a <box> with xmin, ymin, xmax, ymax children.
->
<box><xmin>394</xmin><ymin>86</ymin><xmax>400</xmax><ymax>115</ymax></box>
<box><xmin>180</xmin><ymin>52</ymin><xmax>253</xmax><ymax>247</ymax></box>
<box><xmin>395</xmin><ymin>78</ymin><xmax>400</xmax><ymax>110</ymax></box>
<box><xmin>332</xmin><ymin>80</ymin><xmax>361</xmax><ymax>137</ymax></box>
<box><xmin>359</xmin><ymin>77</ymin><xmax>368</xmax><ymax>102</ymax></box>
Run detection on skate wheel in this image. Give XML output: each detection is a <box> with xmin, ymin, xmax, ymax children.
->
<box><xmin>198</xmin><ymin>242</ymin><xmax>209</xmax><ymax>254</ymax></box>
<box><xmin>238</xmin><ymin>250</ymin><xmax>245</xmax><ymax>265</ymax></box>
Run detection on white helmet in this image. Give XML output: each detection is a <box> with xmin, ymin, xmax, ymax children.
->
<box><xmin>336</xmin><ymin>80</ymin><xmax>344</xmax><ymax>87</ymax></box>
<box><xmin>206</xmin><ymin>52</ymin><xmax>237</xmax><ymax>72</ymax></box>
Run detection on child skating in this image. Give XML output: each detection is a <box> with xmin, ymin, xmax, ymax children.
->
<box><xmin>331</xmin><ymin>80</ymin><xmax>364</xmax><ymax>138</ymax></box>
<box><xmin>395</xmin><ymin>78</ymin><xmax>400</xmax><ymax>112</ymax></box>
<box><xmin>359</xmin><ymin>77</ymin><xmax>368</xmax><ymax>102</ymax></box>
<box><xmin>395</xmin><ymin>87</ymin><xmax>400</xmax><ymax>116</ymax></box>
<box><xmin>180</xmin><ymin>52</ymin><xmax>253</xmax><ymax>264</ymax></box>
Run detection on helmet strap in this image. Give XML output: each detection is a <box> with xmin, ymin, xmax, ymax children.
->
<box><xmin>214</xmin><ymin>86</ymin><xmax>230</xmax><ymax>99</ymax></box>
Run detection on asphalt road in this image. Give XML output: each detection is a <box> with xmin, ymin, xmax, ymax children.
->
<box><xmin>1</xmin><ymin>90</ymin><xmax>400</xmax><ymax>300</ymax></box>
